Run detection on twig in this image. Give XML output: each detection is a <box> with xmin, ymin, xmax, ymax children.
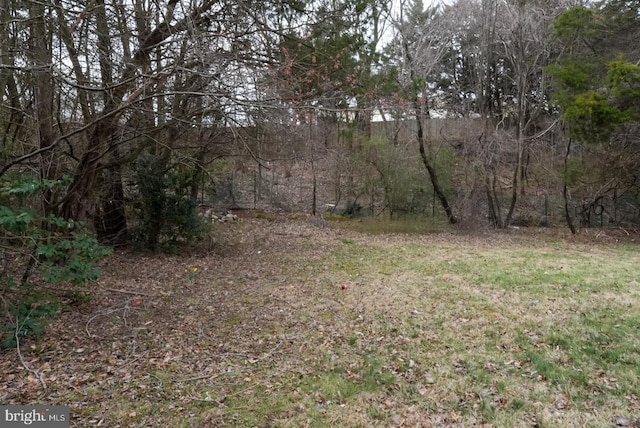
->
<box><xmin>618</xmin><ymin>226</ymin><xmax>631</xmax><ymax>236</ymax></box>
<box><xmin>186</xmin><ymin>381</ymin><xmax>260</xmax><ymax>404</ymax></box>
<box><xmin>129</xmin><ymin>327</ymin><xmax>139</xmax><ymax>356</ymax></box>
<box><xmin>85</xmin><ymin>306</ymin><xmax>123</xmax><ymax>337</ymax></box>
<box><xmin>120</xmin><ymin>350</ymin><xmax>149</xmax><ymax>368</ymax></box>
<box><xmin>14</xmin><ymin>322</ymin><xmax>47</xmax><ymax>390</ymax></box>
<box><xmin>281</xmin><ymin>334</ymin><xmax>300</xmax><ymax>341</ymax></box>
<box><xmin>255</xmin><ymin>341</ymin><xmax>282</xmax><ymax>362</ymax></box>
<box><xmin>3</xmin><ymin>299</ymin><xmax>47</xmax><ymax>389</ymax></box>
<box><xmin>85</xmin><ymin>302</ymin><xmax>141</xmax><ymax>337</ymax></box>
<box><xmin>148</xmin><ymin>372</ymin><xmax>164</xmax><ymax>387</ymax></box>
<box><xmin>185</xmin><ymin>393</ymin><xmax>218</xmax><ymax>402</ymax></box>
<box><xmin>218</xmin><ymin>341</ymin><xmax>284</xmax><ymax>364</ymax></box>
<box><xmin>174</xmin><ymin>374</ymin><xmax>214</xmax><ymax>382</ymax></box>
<box><xmin>220</xmin><ymin>382</ymin><xmax>260</xmax><ymax>400</ymax></box>
<box><xmin>105</xmin><ymin>288</ymin><xmax>158</xmax><ymax>297</ymax></box>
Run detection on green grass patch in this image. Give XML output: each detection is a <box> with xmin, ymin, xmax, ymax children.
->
<box><xmin>305</xmin><ymin>233</ymin><xmax>640</xmax><ymax>424</ymax></box>
<box><xmin>324</xmin><ymin>215</ymin><xmax>349</xmax><ymax>222</ymax></box>
<box><xmin>20</xmin><ymin>224</ymin><xmax>640</xmax><ymax>427</ymax></box>
<box><xmin>337</xmin><ymin>216</ymin><xmax>449</xmax><ymax>235</ymax></box>
<box><xmin>255</xmin><ymin>212</ymin><xmax>277</xmax><ymax>221</ymax></box>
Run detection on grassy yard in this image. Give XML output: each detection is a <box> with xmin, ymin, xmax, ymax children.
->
<box><xmin>2</xmin><ymin>217</ymin><xmax>639</xmax><ymax>427</ymax></box>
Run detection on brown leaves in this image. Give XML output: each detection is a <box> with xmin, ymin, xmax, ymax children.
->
<box><xmin>1</xmin><ymin>219</ymin><xmax>639</xmax><ymax>426</ymax></box>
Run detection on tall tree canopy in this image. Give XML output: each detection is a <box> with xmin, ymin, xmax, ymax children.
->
<box><xmin>0</xmin><ymin>0</ymin><xmax>346</xmax><ymax>246</ymax></box>
<box><xmin>549</xmin><ymin>1</ymin><xmax>640</xmax><ymax>231</ymax></box>
<box><xmin>1</xmin><ymin>0</ymin><xmax>640</xmax><ymax>251</ymax></box>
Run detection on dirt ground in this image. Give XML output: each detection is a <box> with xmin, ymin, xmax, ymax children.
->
<box><xmin>0</xmin><ymin>216</ymin><xmax>357</xmax><ymax>422</ymax></box>
<box><xmin>1</xmin><ymin>215</ymin><xmax>638</xmax><ymax>426</ymax></box>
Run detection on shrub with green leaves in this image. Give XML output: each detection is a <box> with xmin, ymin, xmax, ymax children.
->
<box><xmin>1</xmin><ymin>298</ymin><xmax>61</xmax><ymax>350</ymax></box>
<box><xmin>129</xmin><ymin>152</ymin><xmax>206</xmax><ymax>252</ymax></box>
<box><xmin>0</xmin><ymin>185</ymin><xmax>112</xmax><ymax>284</ymax></box>
<box><xmin>0</xmin><ymin>176</ymin><xmax>112</xmax><ymax>348</ymax></box>
<box><xmin>357</xmin><ymin>137</ymin><xmax>449</xmax><ymax>217</ymax></box>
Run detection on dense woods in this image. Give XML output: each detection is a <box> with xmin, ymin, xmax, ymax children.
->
<box><xmin>1</xmin><ymin>0</ymin><xmax>639</xmax><ymax>285</ymax></box>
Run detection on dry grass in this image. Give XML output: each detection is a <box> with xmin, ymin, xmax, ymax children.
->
<box><xmin>1</xmin><ymin>218</ymin><xmax>639</xmax><ymax>427</ymax></box>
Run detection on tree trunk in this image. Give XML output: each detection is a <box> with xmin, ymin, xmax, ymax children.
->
<box><xmin>189</xmin><ymin>147</ymin><xmax>206</xmax><ymax>202</ymax></box>
<box><xmin>30</xmin><ymin>0</ymin><xmax>56</xmax><ymax>216</ymax></box>
<box><xmin>563</xmin><ymin>138</ymin><xmax>577</xmax><ymax>234</ymax></box>
<box><xmin>311</xmin><ymin>159</ymin><xmax>317</xmax><ymax>216</ymax></box>
<box><xmin>94</xmin><ymin>156</ymin><xmax>128</xmax><ymax>247</ymax></box>
<box><xmin>504</xmin><ymin>133</ymin><xmax>522</xmax><ymax>227</ymax></box>
<box><xmin>57</xmin><ymin>112</ymin><xmax>122</xmax><ymax>222</ymax></box>
<box><xmin>503</xmin><ymin>70</ymin><xmax>526</xmax><ymax>228</ymax></box>
<box><xmin>0</xmin><ymin>0</ymin><xmax>25</xmax><ymax>153</ymax></box>
<box><xmin>416</xmin><ymin>114</ymin><xmax>457</xmax><ymax>224</ymax></box>
<box><xmin>485</xmin><ymin>171</ymin><xmax>501</xmax><ymax>228</ymax></box>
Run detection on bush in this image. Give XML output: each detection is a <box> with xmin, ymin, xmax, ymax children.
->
<box><xmin>1</xmin><ymin>177</ymin><xmax>112</xmax><ymax>283</ymax></box>
<box><xmin>1</xmin><ymin>298</ymin><xmax>60</xmax><ymax>350</ymax></box>
<box><xmin>342</xmin><ymin>201</ymin><xmax>364</xmax><ymax>218</ymax></box>
<box><xmin>129</xmin><ymin>152</ymin><xmax>206</xmax><ymax>252</ymax></box>
<box><xmin>357</xmin><ymin>136</ymin><xmax>440</xmax><ymax>217</ymax></box>
<box><xmin>0</xmin><ymin>176</ymin><xmax>112</xmax><ymax>348</ymax></box>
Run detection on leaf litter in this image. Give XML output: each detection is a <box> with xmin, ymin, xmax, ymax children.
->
<box><xmin>1</xmin><ymin>215</ymin><xmax>639</xmax><ymax>427</ymax></box>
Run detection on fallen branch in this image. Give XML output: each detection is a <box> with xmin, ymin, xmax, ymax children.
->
<box><xmin>2</xmin><ymin>295</ymin><xmax>47</xmax><ymax>390</ymax></box>
<box><xmin>15</xmin><ymin>323</ymin><xmax>47</xmax><ymax>390</ymax></box>
<box><xmin>174</xmin><ymin>374</ymin><xmax>215</xmax><ymax>382</ymax></box>
<box><xmin>105</xmin><ymin>288</ymin><xmax>158</xmax><ymax>297</ymax></box>
<box><xmin>186</xmin><ymin>381</ymin><xmax>259</xmax><ymax>404</ymax></box>
<box><xmin>148</xmin><ymin>372</ymin><xmax>164</xmax><ymax>387</ymax></box>
<box><xmin>119</xmin><ymin>350</ymin><xmax>150</xmax><ymax>368</ymax></box>
<box><xmin>85</xmin><ymin>302</ymin><xmax>141</xmax><ymax>337</ymax></box>
<box><xmin>618</xmin><ymin>226</ymin><xmax>631</xmax><ymax>236</ymax></box>
<box><xmin>252</xmin><ymin>341</ymin><xmax>282</xmax><ymax>363</ymax></box>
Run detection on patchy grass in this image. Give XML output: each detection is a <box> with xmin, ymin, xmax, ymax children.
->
<box><xmin>337</xmin><ymin>215</ymin><xmax>450</xmax><ymax>235</ymax></box>
<box><xmin>2</xmin><ymin>220</ymin><xmax>639</xmax><ymax>427</ymax></box>
<box><xmin>304</xmin><ymin>234</ymin><xmax>640</xmax><ymax>426</ymax></box>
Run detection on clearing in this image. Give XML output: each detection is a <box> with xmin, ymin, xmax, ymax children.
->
<box><xmin>2</xmin><ymin>215</ymin><xmax>640</xmax><ymax>427</ymax></box>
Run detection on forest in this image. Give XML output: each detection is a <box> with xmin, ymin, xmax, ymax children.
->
<box><xmin>1</xmin><ymin>0</ymin><xmax>639</xmax><ymax>254</ymax></box>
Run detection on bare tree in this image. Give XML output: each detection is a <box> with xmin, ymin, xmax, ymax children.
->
<box><xmin>392</xmin><ymin>0</ymin><xmax>457</xmax><ymax>223</ymax></box>
<box><xmin>498</xmin><ymin>0</ymin><xmax>556</xmax><ymax>227</ymax></box>
<box><xmin>1</xmin><ymin>0</ymin><xmax>321</xmax><ymax>246</ymax></box>
<box><xmin>431</xmin><ymin>0</ymin><xmax>558</xmax><ymax>228</ymax></box>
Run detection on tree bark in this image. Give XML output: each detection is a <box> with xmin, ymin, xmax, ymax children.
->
<box><xmin>563</xmin><ymin>137</ymin><xmax>577</xmax><ymax>234</ymax></box>
<box><xmin>95</xmin><ymin>163</ymin><xmax>128</xmax><ymax>246</ymax></box>
<box><xmin>485</xmin><ymin>171</ymin><xmax>501</xmax><ymax>228</ymax></box>
<box><xmin>57</xmin><ymin>0</ymin><xmax>213</xmax><ymax>242</ymax></box>
<box><xmin>30</xmin><ymin>0</ymin><xmax>56</xmax><ymax>216</ymax></box>
<box><xmin>0</xmin><ymin>0</ymin><xmax>25</xmax><ymax>153</ymax></box>
<box><xmin>416</xmin><ymin>112</ymin><xmax>457</xmax><ymax>224</ymax></box>
<box><xmin>504</xmin><ymin>117</ymin><xmax>523</xmax><ymax>227</ymax></box>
